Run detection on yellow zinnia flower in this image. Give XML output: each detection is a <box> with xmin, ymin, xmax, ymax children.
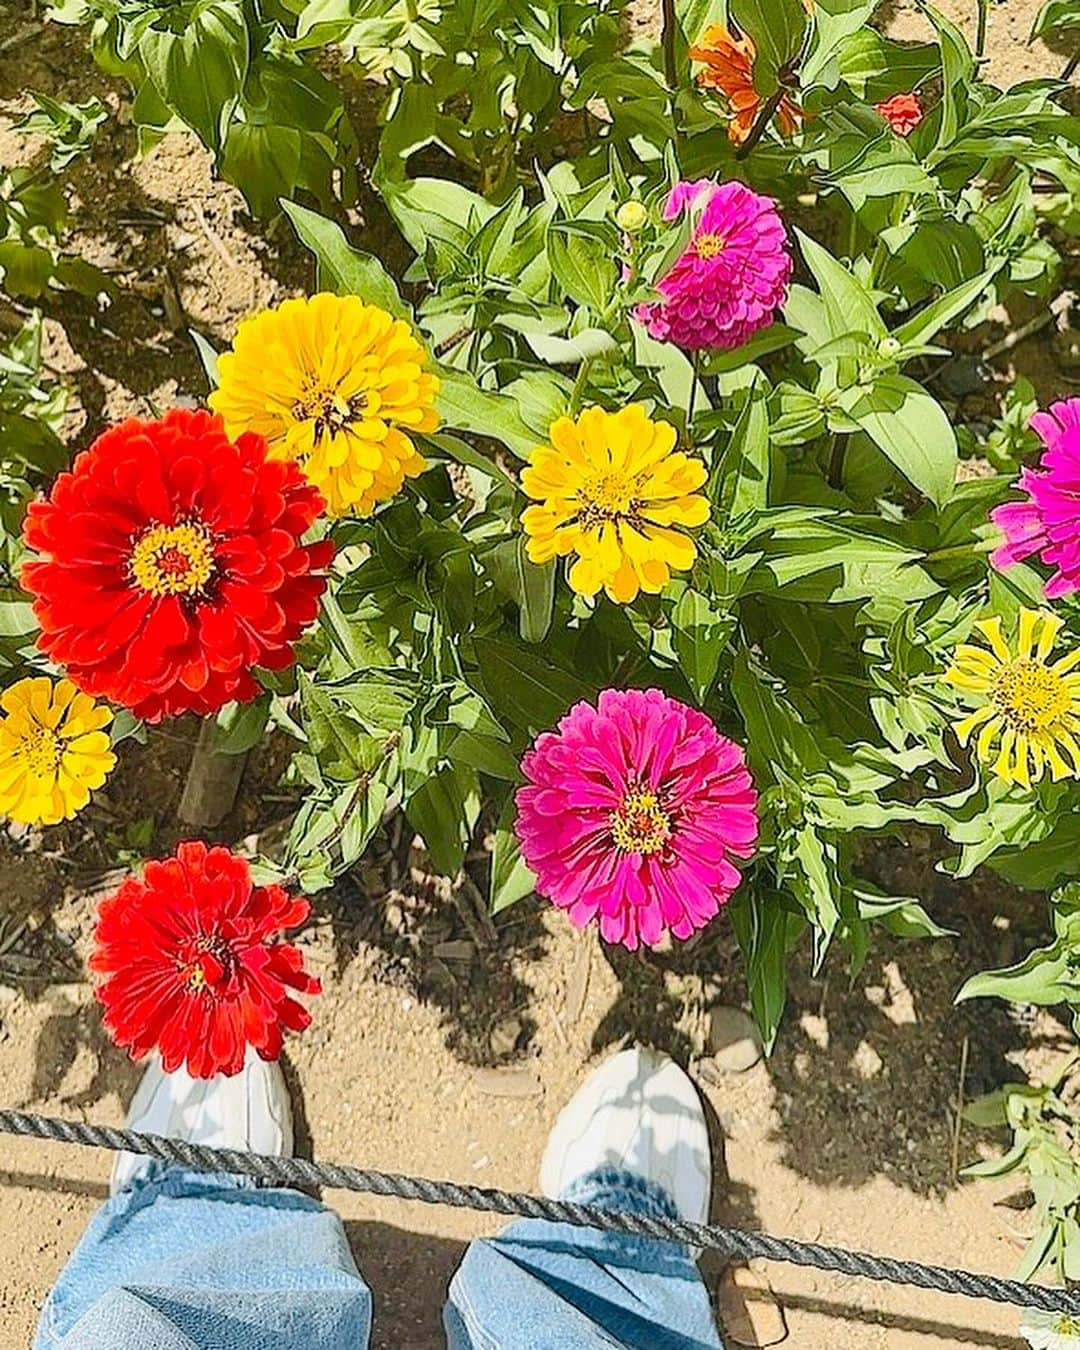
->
<box><xmin>946</xmin><ymin>608</ymin><xmax>1080</xmax><ymax>788</ymax></box>
<box><xmin>210</xmin><ymin>293</ymin><xmax>440</xmax><ymax>518</ymax></box>
<box><xmin>0</xmin><ymin>677</ymin><xmax>115</xmax><ymax>826</ymax></box>
<box><xmin>520</xmin><ymin>404</ymin><xmax>709</xmax><ymax>604</ymax></box>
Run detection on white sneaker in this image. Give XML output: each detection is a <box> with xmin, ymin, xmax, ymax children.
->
<box><xmin>111</xmin><ymin>1047</ymin><xmax>294</xmax><ymax>1195</ymax></box>
<box><xmin>540</xmin><ymin>1047</ymin><xmax>711</xmax><ymax>1225</ymax></box>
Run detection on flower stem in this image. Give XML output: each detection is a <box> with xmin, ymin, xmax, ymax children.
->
<box><xmin>975</xmin><ymin>0</ymin><xmax>988</xmax><ymax>58</ymax></box>
<box><xmin>687</xmin><ymin>350</ymin><xmax>702</xmax><ymax>435</ymax></box>
<box><xmin>570</xmin><ymin>357</ymin><xmax>594</xmax><ymax>414</ymax></box>
<box><xmin>661</xmin><ymin>0</ymin><xmax>678</xmax><ymax>90</ymax></box>
<box><xmin>826</xmin><ymin>433</ymin><xmax>846</xmax><ymax>491</ymax></box>
<box><xmin>735</xmin><ymin>88</ymin><xmax>785</xmax><ymax>160</ymax></box>
<box><xmin>923</xmin><ymin>541</ymin><xmax>996</xmax><ymax>564</ymax></box>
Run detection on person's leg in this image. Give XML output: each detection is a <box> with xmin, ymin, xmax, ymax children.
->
<box><xmin>444</xmin><ymin>1049</ymin><xmax>724</xmax><ymax>1350</ymax></box>
<box><xmin>36</xmin><ymin>1055</ymin><xmax>373</xmax><ymax>1350</ymax></box>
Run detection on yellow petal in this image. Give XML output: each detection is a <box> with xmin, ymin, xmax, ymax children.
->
<box><xmin>974</xmin><ymin>616</ymin><xmax>1011</xmax><ymax>662</ymax></box>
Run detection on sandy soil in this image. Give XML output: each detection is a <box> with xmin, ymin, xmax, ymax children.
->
<box><xmin>0</xmin><ymin>3</ymin><xmax>1076</xmax><ymax>1348</ymax></box>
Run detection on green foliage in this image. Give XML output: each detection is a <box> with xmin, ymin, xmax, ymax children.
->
<box><xmin>39</xmin><ymin>0</ymin><xmax>1080</xmax><ymax>1089</ymax></box>
<box><xmin>0</xmin><ymin>166</ymin><xmax>110</xmax><ymax>300</ymax></box>
<box><xmin>0</xmin><ymin>316</ymin><xmax>67</xmax><ymax>671</ymax></box>
<box><xmin>16</xmin><ymin>93</ymin><xmax>108</xmax><ymax>170</ymax></box>
<box><xmin>964</xmin><ymin>1056</ymin><xmax>1080</xmax><ymax>1282</ymax></box>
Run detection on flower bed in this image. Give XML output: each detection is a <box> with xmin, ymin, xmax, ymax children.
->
<box><xmin>1</xmin><ymin>0</ymin><xmax>1079</xmax><ymax>1320</ymax></box>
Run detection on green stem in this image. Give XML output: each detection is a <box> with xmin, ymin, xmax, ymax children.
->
<box><xmin>735</xmin><ymin>88</ymin><xmax>785</xmax><ymax>161</ymax></box>
<box><xmin>687</xmin><ymin>351</ymin><xmax>702</xmax><ymax>436</ymax></box>
<box><xmin>1063</xmin><ymin>48</ymin><xmax>1079</xmax><ymax>81</ymax></box>
<box><xmin>826</xmin><ymin>434</ymin><xmax>846</xmax><ymax>491</ymax></box>
<box><xmin>661</xmin><ymin>0</ymin><xmax>685</xmax><ymax>150</ymax></box>
<box><xmin>975</xmin><ymin>0</ymin><xmax>988</xmax><ymax>58</ymax></box>
<box><xmin>570</xmin><ymin>357</ymin><xmax>594</xmax><ymax>414</ymax></box>
<box><xmin>923</xmin><ymin>541</ymin><xmax>996</xmax><ymax>564</ymax></box>
<box><xmin>661</xmin><ymin>0</ymin><xmax>678</xmax><ymax>90</ymax></box>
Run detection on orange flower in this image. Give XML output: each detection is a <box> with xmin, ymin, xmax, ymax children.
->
<box><xmin>690</xmin><ymin>24</ymin><xmax>805</xmax><ymax>145</ymax></box>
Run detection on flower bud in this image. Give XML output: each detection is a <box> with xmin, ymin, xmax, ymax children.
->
<box><xmin>615</xmin><ymin>200</ymin><xmax>648</xmax><ymax>233</ymax></box>
<box><xmin>878</xmin><ymin>336</ymin><xmax>902</xmax><ymax>358</ymax></box>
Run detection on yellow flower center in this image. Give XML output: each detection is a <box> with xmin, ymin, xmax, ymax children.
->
<box><xmin>695</xmin><ymin>232</ymin><xmax>725</xmax><ymax>259</ymax></box>
<box><xmin>19</xmin><ymin>725</ymin><xmax>63</xmax><ymax>778</ymax></box>
<box><xmin>577</xmin><ymin>470</ymin><xmax>647</xmax><ymax>532</ymax></box>
<box><xmin>610</xmin><ymin>788</ymin><xmax>671</xmax><ymax>854</ymax></box>
<box><xmin>1054</xmin><ymin>1314</ymin><xmax>1080</xmax><ymax>1335</ymax></box>
<box><xmin>293</xmin><ymin>381</ymin><xmax>368</xmax><ymax>442</ymax></box>
<box><xmin>990</xmin><ymin>659</ymin><xmax>1072</xmax><ymax>733</ymax></box>
<box><xmin>130</xmin><ymin>521</ymin><xmax>215</xmax><ymax>597</ymax></box>
<box><xmin>179</xmin><ymin>935</ymin><xmax>231</xmax><ymax>994</ymax></box>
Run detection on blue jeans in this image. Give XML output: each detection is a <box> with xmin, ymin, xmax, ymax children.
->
<box><xmin>36</xmin><ymin>1164</ymin><xmax>723</xmax><ymax>1349</ymax></box>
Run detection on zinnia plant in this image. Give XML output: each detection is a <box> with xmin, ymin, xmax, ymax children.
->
<box><xmin>21</xmin><ymin>409</ymin><xmax>333</xmax><ymax>722</ymax></box>
<box><xmin>947</xmin><ymin>609</ymin><xmax>1080</xmax><ymax>788</ymax></box>
<box><xmin>210</xmin><ymin>293</ymin><xmax>440</xmax><ymax>518</ymax></box>
<box><xmin>990</xmin><ymin>398</ymin><xmax>1080</xmax><ymax>598</ymax></box>
<box><xmin>520</xmin><ymin>404</ymin><xmax>709</xmax><ymax>603</ymax></box>
<box><xmin>515</xmin><ymin>689</ymin><xmax>758</xmax><ymax>950</ymax></box>
<box><xmin>0</xmin><ymin>677</ymin><xmax>115</xmax><ymax>826</ymax></box>
<box><xmin>90</xmin><ymin>842</ymin><xmax>321</xmax><ymax>1078</ymax></box>
<box><xmin>634</xmin><ymin>180</ymin><xmax>792</xmax><ymax>352</ymax></box>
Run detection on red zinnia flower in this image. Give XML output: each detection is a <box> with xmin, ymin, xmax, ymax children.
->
<box><xmin>90</xmin><ymin>842</ymin><xmax>321</xmax><ymax>1078</ymax></box>
<box><xmin>22</xmin><ymin>409</ymin><xmax>333</xmax><ymax>722</ymax></box>
<box><xmin>875</xmin><ymin>92</ymin><xmax>923</xmax><ymax>137</ymax></box>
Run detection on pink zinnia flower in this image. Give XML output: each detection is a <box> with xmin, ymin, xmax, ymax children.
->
<box><xmin>515</xmin><ymin>688</ymin><xmax>759</xmax><ymax>950</ymax></box>
<box><xmin>634</xmin><ymin>179</ymin><xmax>791</xmax><ymax>353</ymax></box>
<box><xmin>991</xmin><ymin>398</ymin><xmax>1080</xmax><ymax>598</ymax></box>
<box><xmin>875</xmin><ymin>92</ymin><xmax>923</xmax><ymax>136</ymax></box>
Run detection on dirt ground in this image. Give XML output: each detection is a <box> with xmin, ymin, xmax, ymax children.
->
<box><xmin>0</xmin><ymin>3</ymin><xmax>1077</xmax><ymax>1348</ymax></box>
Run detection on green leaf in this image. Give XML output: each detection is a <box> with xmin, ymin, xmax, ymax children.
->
<box><xmin>731</xmin><ymin>888</ymin><xmax>792</xmax><ymax>1055</ymax></box>
<box><xmin>854</xmin><ymin>886</ymin><xmax>955</xmax><ymax>940</ymax></box>
<box><xmin>702</xmin><ymin>324</ymin><xmax>802</xmax><ymax>375</ymax></box>
<box><xmin>189</xmin><ymin>329</ymin><xmax>219</xmax><ymax>389</ymax></box>
<box><xmin>992</xmin><ymin>817</ymin><xmax>1080</xmax><ymax>891</ymax></box>
<box><xmin>281</xmin><ymin>200</ymin><xmax>410</xmax><ymax>317</ymax></box>
<box><xmin>213</xmin><ymin>695</ymin><xmax>270</xmax><ymax>754</ymax></box>
<box><xmin>730</xmin><ymin>0</ymin><xmax>808</xmax><ymax>93</ymax></box>
<box><xmin>221</xmin><ymin>124</ymin><xmax>301</xmax><ymax>217</ymax></box>
<box><xmin>844</xmin><ymin>374</ymin><xmax>957</xmax><ymax>507</ymax></box>
<box><xmin>547</xmin><ymin>225</ymin><xmax>617</xmax><ymax>312</ymax></box>
<box><xmin>516</xmin><ymin>537</ymin><xmax>555</xmax><ymax>644</ymax></box>
<box><xmin>406</xmin><ymin>762</ymin><xmax>480</xmax><ymax>875</ymax></box>
<box><xmin>796</xmin><ymin>229</ymin><xmax>886</xmax><ymax>343</ymax></box>
<box><xmin>491</xmin><ymin>797</ymin><xmax>536</xmax><ymax>914</ymax></box>
<box><xmin>715</xmin><ymin>379</ymin><xmax>770</xmax><ymax>514</ymax></box>
<box><xmin>956</xmin><ymin>946</ymin><xmax>1072</xmax><ymax>1007</ymax></box>
<box><xmin>672</xmin><ymin>589</ymin><xmax>733</xmax><ymax>702</ymax></box>
<box><xmin>1031</xmin><ymin>0</ymin><xmax>1080</xmax><ymax>38</ymax></box>
<box><xmin>473</xmin><ymin>637</ymin><xmax>592</xmax><ymax>735</ymax></box>
<box><xmin>423</xmin><ymin>431</ymin><xmax>518</xmax><ymax>492</ymax></box>
<box><xmin>299</xmin><ymin>672</ymin><xmax>382</xmax><ymax>781</ymax></box>
<box><xmin>893</xmin><ymin>263</ymin><xmax>1004</xmax><ymax>349</ymax></box>
<box><xmin>436</xmin><ymin>368</ymin><xmax>538</xmax><ymax>459</ymax></box>
<box><xmin>140</xmin><ymin>0</ymin><xmax>248</xmax><ymax>152</ymax></box>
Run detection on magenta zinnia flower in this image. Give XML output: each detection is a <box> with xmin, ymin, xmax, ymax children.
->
<box><xmin>634</xmin><ymin>179</ymin><xmax>791</xmax><ymax>352</ymax></box>
<box><xmin>991</xmin><ymin>398</ymin><xmax>1080</xmax><ymax>597</ymax></box>
<box><xmin>515</xmin><ymin>688</ymin><xmax>759</xmax><ymax>950</ymax></box>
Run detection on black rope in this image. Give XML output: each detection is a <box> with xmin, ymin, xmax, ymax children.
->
<box><xmin>1</xmin><ymin>1109</ymin><xmax>1077</xmax><ymax>1316</ymax></box>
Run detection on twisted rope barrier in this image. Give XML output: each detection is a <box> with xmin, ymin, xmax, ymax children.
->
<box><xmin>1</xmin><ymin>1107</ymin><xmax>1077</xmax><ymax>1316</ymax></box>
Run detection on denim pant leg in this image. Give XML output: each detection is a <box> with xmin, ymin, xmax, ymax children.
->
<box><xmin>444</xmin><ymin>1168</ymin><xmax>724</xmax><ymax>1350</ymax></box>
<box><xmin>35</xmin><ymin>1165</ymin><xmax>373</xmax><ymax>1350</ymax></box>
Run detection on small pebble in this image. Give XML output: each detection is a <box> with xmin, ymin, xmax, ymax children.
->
<box><xmin>706</xmin><ymin>1006</ymin><xmax>763</xmax><ymax>1072</ymax></box>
